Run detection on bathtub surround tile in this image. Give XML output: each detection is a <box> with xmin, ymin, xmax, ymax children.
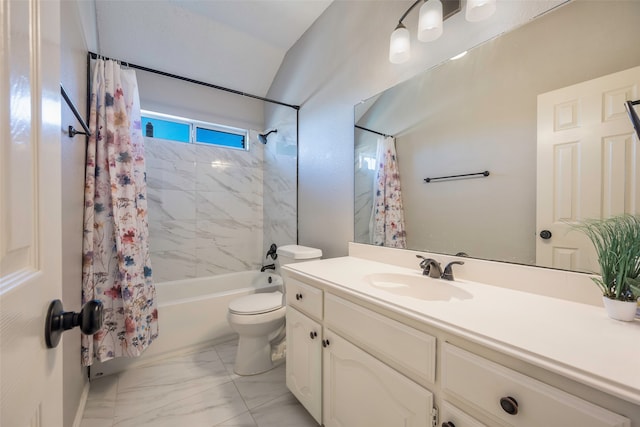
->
<box><xmin>195</xmin><ymin>143</ymin><xmax>263</xmax><ymax>169</ymax></box>
<box><xmin>195</xmin><ymin>162</ymin><xmax>263</xmax><ymax>196</ymax></box>
<box><xmin>150</xmin><ymin>249</ymin><xmax>197</xmax><ymax>282</ymax></box>
<box><xmin>251</xmin><ymin>393</ymin><xmax>319</xmax><ymax>427</ymax></box>
<box><xmin>146</xmin><ymin>159</ymin><xmax>197</xmax><ymax>191</ymax></box>
<box><xmin>196</xmin><ymin>191</ymin><xmax>263</xmax><ymax>222</ymax></box>
<box><xmin>146</xmin><ymin>137</ymin><xmax>197</xmax><ymax>163</ymax></box>
<box><xmin>195</xmin><ymin>245</ymin><xmax>262</xmax><ymax>277</ymax></box>
<box><xmin>149</xmin><ymin>220</ymin><xmax>197</xmax><ymax>252</ymax></box>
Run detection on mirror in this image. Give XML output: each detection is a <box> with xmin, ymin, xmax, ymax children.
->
<box><xmin>355</xmin><ymin>0</ymin><xmax>640</xmax><ymax>272</ymax></box>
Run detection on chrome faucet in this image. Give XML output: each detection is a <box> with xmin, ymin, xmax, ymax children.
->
<box><xmin>441</xmin><ymin>261</ymin><xmax>464</xmax><ymax>281</ymax></box>
<box><xmin>416</xmin><ymin>255</ymin><xmax>442</xmax><ymax>278</ymax></box>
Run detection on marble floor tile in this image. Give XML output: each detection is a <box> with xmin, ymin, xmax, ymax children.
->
<box><xmin>81</xmin><ymin>340</ymin><xmax>313</xmax><ymax>427</ymax></box>
<box><xmin>250</xmin><ymin>393</ymin><xmax>320</xmax><ymax>427</ymax></box>
<box><xmin>214</xmin><ymin>338</ymin><xmax>240</xmax><ymax>378</ymax></box>
<box><xmin>82</xmin><ymin>374</ymin><xmax>118</xmax><ymax>420</ymax></box>
<box><xmin>215</xmin><ymin>411</ymin><xmax>259</xmax><ymax>427</ymax></box>
<box><xmin>113</xmin><ymin>381</ymin><xmax>248</xmax><ymax>427</ymax></box>
<box><xmin>233</xmin><ymin>364</ymin><xmax>289</xmax><ymax>409</ymax></box>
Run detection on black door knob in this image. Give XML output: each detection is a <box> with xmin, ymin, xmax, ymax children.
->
<box><xmin>499</xmin><ymin>396</ymin><xmax>519</xmax><ymax>415</ymax></box>
<box><xmin>45</xmin><ymin>299</ymin><xmax>104</xmax><ymax>349</ymax></box>
<box><xmin>539</xmin><ymin>229</ymin><xmax>552</xmax><ymax>239</ymax></box>
<box><xmin>442</xmin><ymin>422</ymin><xmax>456</xmax><ymax>427</ymax></box>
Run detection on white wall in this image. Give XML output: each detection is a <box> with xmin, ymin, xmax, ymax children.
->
<box><xmin>60</xmin><ymin>0</ymin><xmax>97</xmax><ymax>425</ymax></box>
<box><xmin>268</xmin><ymin>0</ymin><xmax>563</xmax><ymax>258</ymax></box>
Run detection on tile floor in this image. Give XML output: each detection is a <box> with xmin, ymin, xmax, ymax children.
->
<box><xmin>80</xmin><ymin>339</ymin><xmax>319</xmax><ymax>427</ymax></box>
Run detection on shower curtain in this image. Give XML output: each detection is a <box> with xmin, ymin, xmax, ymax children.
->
<box><xmin>82</xmin><ymin>59</ymin><xmax>158</xmax><ymax>366</ymax></box>
<box><xmin>370</xmin><ymin>136</ymin><xmax>407</xmax><ymax>248</ymax></box>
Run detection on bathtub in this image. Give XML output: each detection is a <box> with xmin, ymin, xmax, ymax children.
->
<box><xmin>90</xmin><ymin>270</ymin><xmax>282</xmax><ymax>378</ymax></box>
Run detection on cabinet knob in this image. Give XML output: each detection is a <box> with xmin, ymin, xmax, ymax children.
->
<box><xmin>442</xmin><ymin>422</ymin><xmax>456</xmax><ymax>427</ymax></box>
<box><xmin>309</xmin><ymin>331</ymin><xmax>317</xmax><ymax>339</ymax></box>
<box><xmin>499</xmin><ymin>396</ymin><xmax>518</xmax><ymax>415</ymax></box>
<box><xmin>322</xmin><ymin>339</ymin><xmax>330</xmax><ymax>348</ymax></box>
<box><xmin>295</xmin><ymin>293</ymin><xmax>303</xmax><ymax>300</ymax></box>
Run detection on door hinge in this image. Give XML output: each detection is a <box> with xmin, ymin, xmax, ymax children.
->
<box><xmin>432</xmin><ymin>406</ymin><xmax>438</xmax><ymax>427</ymax></box>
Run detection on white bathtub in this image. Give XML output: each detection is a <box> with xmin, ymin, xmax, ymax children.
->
<box><xmin>90</xmin><ymin>271</ymin><xmax>283</xmax><ymax>378</ymax></box>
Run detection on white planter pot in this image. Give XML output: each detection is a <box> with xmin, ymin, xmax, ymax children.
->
<box><xmin>602</xmin><ymin>297</ymin><xmax>638</xmax><ymax>321</ymax></box>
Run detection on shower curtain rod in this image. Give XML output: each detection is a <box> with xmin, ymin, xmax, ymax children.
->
<box><xmin>355</xmin><ymin>125</ymin><xmax>393</xmax><ymax>138</ymax></box>
<box><xmin>87</xmin><ymin>52</ymin><xmax>300</xmax><ymax>111</ymax></box>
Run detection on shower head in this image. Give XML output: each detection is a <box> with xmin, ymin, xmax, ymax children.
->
<box><xmin>258</xmin><ymin>129</ymin><xmax>277</xmax><ymax>144</ymax></box>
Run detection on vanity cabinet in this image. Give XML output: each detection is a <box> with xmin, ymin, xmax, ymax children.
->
<box><xmin>284</xmin><ymin>272</ymin><xmax>633</xmax><ymax>427</ymax></box>
<box><xmin>285</xmin><ymin>277</ymin><xmax>324</xmax><ymax>424</ymax></box>
<box><xmin>322</xmin><ymin>330</ymin><xmax>434</xmax><ymax>427</ymax></box>
<box><xmin>441</xmin><ymin>343</ymin><xmax>630</xmax><ymax>427</ymax></box>
<box><xmin>286</xmin><ymin>306</ymin><xmax>322</xmax><ymax>424</ymax></box>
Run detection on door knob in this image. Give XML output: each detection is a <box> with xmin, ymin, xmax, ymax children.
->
<box><xmin>45</xmin><ymin>299</ymin><xmax>103</xmax><ymax>348</ymax></box>
<box><xmin>539</xmin><ymin>229</ymin><xmax>552</xmax><ymax>239</ymax></box>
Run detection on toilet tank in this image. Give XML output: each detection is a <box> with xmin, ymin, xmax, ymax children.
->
<box><xmin>276</xmin><ymin>245</ymin><xmax>322</xmax><ymax>268</ymax></box>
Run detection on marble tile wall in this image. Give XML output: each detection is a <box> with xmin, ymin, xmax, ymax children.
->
<box><xmin>146</xmin><ymin>137</ymin><xmax>265</xmax><ymax>282</ymax></box>
<box><xmin>354</xmin><ymin>132</ymin><xmax>378</xmax><ymax>244</ymax></box>
<box><xmin>263</xmin><ymin>109</ymin><xmax>298</xmax><ymax>255</ymax></box>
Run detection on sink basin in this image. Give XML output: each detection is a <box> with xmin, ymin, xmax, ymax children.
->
<box><xmin>365</xmin><ymin>273</ymin><xmax>472</xmax><ymax>301</ymax></box>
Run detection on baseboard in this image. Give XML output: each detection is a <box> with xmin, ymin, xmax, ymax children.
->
<box><xmin>72</xmin><ymin>380</ymin><xmax>90</xmax><ymax>427</ymax></box>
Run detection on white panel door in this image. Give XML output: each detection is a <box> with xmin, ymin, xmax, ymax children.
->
<box><xmin>537</xmin><ymin>66</ymin><xmax>640</xmax><ymax>272</ymax></box>
<box><xmin>1</xmin><ymin>0</ymin><xmax>63</xmax><ymax>426</ymax></box>
<box><xmin>285</xmin><ymin>306</ymin><xmax>322</xmax><ymax>424</ymax></box>
<box><xmin>322</xmin><ymin>330</ymin><xmax>433</xmax><ymax>427</ymax></box>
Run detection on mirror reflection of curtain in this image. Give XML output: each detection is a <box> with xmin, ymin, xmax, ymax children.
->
<box><xmin>369</xmin><ymin>136</ymin><xmax>407</xmax><ymax>248</ymax></box>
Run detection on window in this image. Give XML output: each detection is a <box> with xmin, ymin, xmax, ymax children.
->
<box><xmin>141</xmin><ymin>110</ymin><xmax>247</xmax><ymax>150</ymax></box>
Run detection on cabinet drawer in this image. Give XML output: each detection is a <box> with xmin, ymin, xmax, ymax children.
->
<box><xmin>440</xmin><ymin>401</ymin><xmax>487</xmax><ymax>427</ymax></box>
<box><xmin>285</xmin><ymin>278</ymin><xmax>323</xmax><ymax>320</ymax></box>
<box><xmin>441</xmin><ymin>343</ymin><xmax>630</xmax><ymax>427</ymax></box>
<box><xmin>324</xmin><ymin>293</ymin><xmax>436</xmax><ymax>385</ymax></box>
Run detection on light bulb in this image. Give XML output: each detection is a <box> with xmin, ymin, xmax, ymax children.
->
<box><xmin>389</xmin><ymin>24</ymin><xmax>411</xmax><ymax>64</ymax></box>
<box><xmin>466</xmin><ymin>0</ymin><xmax>496</xmax><ymax>22</ymax></box>
<box><xmin>418</xmin><ymin>0</ymin><xmax>443</xmax><ymax>42</ymax></box>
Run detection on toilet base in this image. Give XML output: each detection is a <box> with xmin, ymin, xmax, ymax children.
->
<box><xmin>234</xmin><ymin>334</ymin><xmax>281</xmax><ymax>375</ymax></box>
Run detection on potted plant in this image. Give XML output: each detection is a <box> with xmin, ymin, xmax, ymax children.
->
<box><xmin>574</xmin><ymin>214</ymin><xmax>640</xmax><ymax>321</ymax></box>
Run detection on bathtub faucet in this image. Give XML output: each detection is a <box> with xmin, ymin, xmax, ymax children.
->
<box><xmin>261</xmin><ymin>264</ymin><xmax>276</xmax><ymax>272</ymax></box>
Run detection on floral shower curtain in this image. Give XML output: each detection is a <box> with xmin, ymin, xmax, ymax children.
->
<box><xmin>370</xmin><ymin>136</ymin><xmax>407</xmax><ymax>248</ymax></box>
<box><xmin>82</xmin><ymin>59</ymin><xmax>158</xmax><ymax>366</ymax></box>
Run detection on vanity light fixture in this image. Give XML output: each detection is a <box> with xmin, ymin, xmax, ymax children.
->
<box><xmin>389</xmin><ymin>0</ymin><xmax>496</xmax><ymax>64</ymax></box>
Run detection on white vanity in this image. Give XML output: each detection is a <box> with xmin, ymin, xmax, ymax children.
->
<box><xmin>282</xmin><ymin>244</ymin><xmax>640</xmax><ymax>427</ymax></box>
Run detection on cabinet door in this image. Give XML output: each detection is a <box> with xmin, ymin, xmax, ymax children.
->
<box><xmin>323</xmin><ymin>330</ymin><xmax>433</xmax><ymax>427</ymax></box>
<box><xmin>286</xmin><ymin>306</ymin><xmax>322</xmax><ymax>424</ymax></box>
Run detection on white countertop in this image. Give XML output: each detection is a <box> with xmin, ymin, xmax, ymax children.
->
<box><xmin>283</xmin><ymin>256</ymin><xmax>640</xmax><ymax>406</ymax></box>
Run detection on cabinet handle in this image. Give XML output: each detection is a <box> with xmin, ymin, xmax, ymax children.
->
<box><xmin>442</xmin><ymin>422</ymin><xmax>456</xmax><ymax>427</ymax></box>
<box><xmin>499</xmin><ymin>396</ymin><xmax>518</xmax><ymax>415</ymax></box>
<box><xmin>322</xmin><ymin>339</ymin><xmax>330</xmax><ymax>348</ymax></box>
<box><xmin>295</xmin><ymin>293</ymin><xmax>303</xmax><ymax>300</ymax></box>
<box><xmin>309</xmin><ymin>331</ymin><xmax>317</xmax><ymax>339</ymax></box>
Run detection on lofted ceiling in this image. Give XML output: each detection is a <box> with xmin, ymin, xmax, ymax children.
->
<box><xmin>94</xmin><ymin>0</ymin><xmax>333</xmax><ymax>98</ymax></box>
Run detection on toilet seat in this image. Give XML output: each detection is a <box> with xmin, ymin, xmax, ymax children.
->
<box><xmin>228</xmin><ymin>291</ymin><xmax>283</xmax><ymax>315</ymax></box>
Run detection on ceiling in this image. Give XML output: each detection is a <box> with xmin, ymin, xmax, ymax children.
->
<box><xmin>95</xmin><ymin>0</ymin><xmax>333</xmax><ymax>97</ymax></box>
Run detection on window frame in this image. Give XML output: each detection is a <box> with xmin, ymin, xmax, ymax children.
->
<box><xmin>141</xmin><ymin>109</ymin><xmax>249</xmax><ymax>151</ymax></box>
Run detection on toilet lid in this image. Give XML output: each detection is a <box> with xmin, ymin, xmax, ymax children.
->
<box><xmin>229</xmin><ymin>291</ymin><xmax>284</xmax><ymax>315</ymax></box>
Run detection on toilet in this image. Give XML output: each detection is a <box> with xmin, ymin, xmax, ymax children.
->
<box><xmin>227</xmin><ymin>244</ymin><xmax>322</xmax><ymax>375</ymax></box>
